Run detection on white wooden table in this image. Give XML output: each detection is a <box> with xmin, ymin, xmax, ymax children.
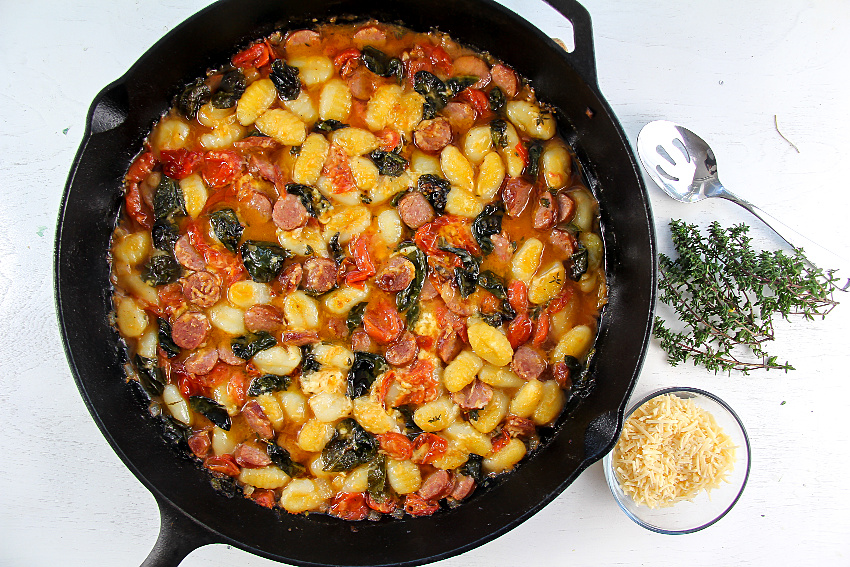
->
<box><xmin>2</xmin><ymin>0</ymin><xmax>849</xmax><ymax>565</ymax></box>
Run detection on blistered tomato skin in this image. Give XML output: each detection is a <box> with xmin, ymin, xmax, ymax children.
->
<box><xmin>111</xmin><ymin>20</ymin><xmax>606</xmax><ymax>521</ymax></box>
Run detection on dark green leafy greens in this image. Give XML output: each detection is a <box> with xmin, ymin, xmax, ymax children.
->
<box><xmin>151</xmin><ymin>218</ymin><xmax>180</xmax><ymax>252</ymax></box>
<box><xmin>329</xmin><ymin>232</ymin><xmax>345</xmax><ymax>264</ymax></box>
<box><xmin>524</xmin><ymin>141</ymin><xmax>544</xmax><ymax>179</ymax></box>
<box><xmin>366</xmin><ymin>456</ymin><xmax>389</xmax><ymax>502</ymax></box>
<box><xmin>153</xmin><ymin>176</ymin><xmax>186</xmax><ymax>220</ymax></box>
<box><xmin>568</xmin><ymin>246</ymin><xmax>588</xmax><ymax>281</ymax></box>
<box><xmin>360</xmin><ymin>47</ymin><xmax>404</xmax><ymax>82</ymax></box>
<box><xmin>231</xmin><ymin>331</ymin><xmax>277</xmax><ymax>360</ymax></box>
<box><xmin>395</xmin><ymin>243</ymin><xmax>428</xmax><ymax>316</ymax></box>
<box><xmin>135</xmin><ymin>355</ymin><xmax>165</xmax><ymax>396</ymax></box>
<box><xmin>189</xmin><ymin>396</ymin><xmax>231</xmax><ymax>430</ymax></box>
<box><xmin>417</xmin><ymin>174</ymin><xmax>450</xmax><ymax>214</ymax></box>
<box><xmin>270</xmin><ymin>59</ymin><xmax>301</xmax><ymax>100</ymax></box>
<box><xmin>490</xmin><ymin>119</ymin><xmax>508</xmax><ymax>148</ymax></box>
<box><xmin>157</xmin><ymin>318</ymin><xmax>180</xmax><ymax>358</ymax></box>
<box><xmin>267</xmin><ymin>442</ymin><xmax>305</xmax><ymax>477</ymax></box>
<box><xmin>446</xmin><ymin>75</ymin><xmax>478</xmax><ymax>95</ymax></box>
<box><xmin>346</xmin><ymin>352</ymin><xmax>388</xmax><ymax>398</ymax></box>
<box><xmin>285</xmin><ymin>183</ymin><xmax>332</xmax><ymax>219</ymax></box>
<box><xmin>346</xmin><ymin>301</ymin><xmax>368</xmax><ymax>333</ymax></box>
<box><xmin>655</xmin><ymin>220</ymin><xmax>839</xmax><ymax>374</ymax></box>
<box><xmin>471</xmin><ymin>203</ymin><xmax>503</xmax><ymax>255</ymax></box>
<box><xmin>211</xmin><ymin>69</ymin><xmax>246</xmax><ymax>109</ymax></box>
<box><xmin>477</xmin><ymin>270</ymin><xmax>516</xmax><ymax>324</ymax></box>
<box><xmin>322</xmin><ymin>418</ymin><xmax>377</xmax><ymax>472</ymax></box>
<box><xmin>414</xmin><ymin>71</ymin><xmax>451</xmax><ymax>119</ymax></box>
<box><xmin>313</xmin><ymin>119</ymin><xmax>348</xmax><ymax>133</ymax></box>
<box><xmin>300</xmin><ymin>344</ymin><xmax>321</xmax><ymax>374</ymax></box>
<box><xmin>439</xmin><ymin>242</ymin><xmax>481</xmax><ymax>299</ymax></box>
<box><xmin>177</xmin><ymin>78</ymin><xmax>211</xmax><ymax>120</ymax></box>
<box><xmin>459</xmin><ymin>454</ymin><xmax>483</xmax><ymax>482</ymax></box>
<box><xmin>209</xmin><ymin>208</ymin><xmax>243</xmax><ymax>253</ymax></box>
<box><xmin>247</xmin><ymin>374</ymin><xmax>291</xmax><ymax>397</ymax></box>
<box><xmin>142</xmin><ymin>254</ymin><xmax>181</xmax><ymax>286</ymax></box>
<box><xmin>369</xmin><ymin>149</ymin><xmax>408</xmax><ymax>177</ymax></box>
<box><xmin>240</xmin><ymin>240</ymin><xmax>291</xmax><ymax>282</ymax></box>
<box><xmin>160</xmin><ymin>415</ymin><xmax>191</xmax><ymax>446</ymax></box>
<box><xmin>489</xmin><ymin>86</ymin><xmax>506</xmax><ymax>111</ymax></box>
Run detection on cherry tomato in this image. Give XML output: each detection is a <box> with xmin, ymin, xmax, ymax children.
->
<box><xmin>227</xmin><ymin>369</ymin><xmax>248</xmax><ymax>408</ymax></box>
<box><xmin>324</xmin><ymin>144</ymin><xmax>357</xmax><ymax>194</ymax></box>
<box><xmin>415</xmin><ymin>43</ymin><xmax>453</xmax><ymax>75</ymax></box>
<box><xmin>376</xmin><ymin>127</ymin><xmax>402</xmax><ymax>151</ymax></box>
<box><xmin>362</xmin><ymin>298</ymin><xmax>404</xmax><ymax>344</ymax></box>
<box><xmin>160</xmin><ymin>148</ymin><xmax>203</xmax><ymax>179</ymax></box>
<box><xmin>126</xmin><ymin>151</ymin><xmax>156</xmax><ymax>183</ymax></box>
<box><xmin>125</xmin><ymin>183</ymin><xmax>153</xmax><ymax>229</ymax></box>
<box><xmin>506</xmin><ymin>314</ymin><xmax>533</xmax><ymax>349</ymax></box>
<box><xmin>514</xmin><ymin>141</ymin><xmax>529</xmax><ymax>168</ymax></box>
<box><xmin>329</xmin><ymin>492</ymin><xmax>369</xmax><ymax>521</ymax></box>
<box><xmin>414</xmin><ymin>215</ymin><xmax>478</xmax><ymax>257</ymax></box>
<box><xmin>251</xmin><ymin>489</ymin><xmax>276</xmax><ymax>508</ymax></box>
<box><xmin>490</xmin><ymin>430</ymin><xmax>511</xmax><ymax>453</ymax></box>
<box><xmin>456</xmin><ymin>88</ymin><xmax>489</xmax><ymax>116</ymax></box>
<box><xmin>404</xmin><ymin>493</ymin><xmax>440</xmax><ymax>517</ymax></box>
<box><xmin>366</xmin><ymin>492</ymin><xmax>398</xmax><ymax>514</ymax></box>
<box><xmin>532</xmin><ymin>310</ymin><xmax>550</xmax><ymax>347</ymax></box>
<box><xmin>413</xmin><ymin>433</ymin><xmax>448</xmax><ymax>465</ymax></box>
<box><xmin>344</xmin><ymin>235</ymin><xmax>376</xmax><ymax>286</ymax></box>
<box><xmin>547</xmin><ymin>286</ymin><xmax>575</xmax><ymax>314</ymax></box>
<box><xmin>204</xmin><ymin>454</ymin><xmax>240</xmax><ymax>477</ymax></box>
<box><xmin>378</xmin><ymin>433</ymin><xmax>414</xmax><ymax>460</ymax></box>
<box><xmin>232</xmin><ymin>42</ymin><xmax>272</xmax><ymax>68</ymax></box>
<box><xmin>507</xmin><ymin>280</ymin><xmax>529</xmax><ymax>315</ymax></box>
<box><xmin>552</xmin><ymin>361</ymin><xmax>572</xmax><ymax>389</ymax></box>
<box><xmin>156</xmin><ymin>282</ymin><xmax>186</xmax><ymax>318</ymax></box>
<box><xmin>333</xmin><ymin>47</ymin><xmax>361</xmax><ymax>77</ymax></box>
<box><xmin>187</xmin><ymin>431</ymin><xmax>211</xmax><ymax>459</ymax></box>
<box><xmin>202</xmin><ymin>150</ymin><xmax>243</xmax><ymax>188</ymax></box>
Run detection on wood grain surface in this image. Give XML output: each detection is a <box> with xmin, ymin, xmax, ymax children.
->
<box><xmin>1</xmin><ymin>0</ymin><xmax>848</xmax><ymax>565</ymax></box>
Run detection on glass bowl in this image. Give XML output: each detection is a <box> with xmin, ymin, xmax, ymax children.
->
<box><xmin>602</xmin><ymin>387</ymin><xmax>751</xmax><ymax>534</ymax></box>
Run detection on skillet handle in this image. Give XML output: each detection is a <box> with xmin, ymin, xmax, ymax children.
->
<box><xmin>141</xmin><ymin>498</ymin><xmax>221</xmax><ymax>567</ymax></box>
<box><xmin>542</xmin><ymin>0</ymin><xmax>598</xmax><ymax>87</ymax></box>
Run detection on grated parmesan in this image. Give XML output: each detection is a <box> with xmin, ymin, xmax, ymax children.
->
<box><xmin>612</xmin><ymin>393</ymin><xmax>736</xmax><ymax>508</ymax></box>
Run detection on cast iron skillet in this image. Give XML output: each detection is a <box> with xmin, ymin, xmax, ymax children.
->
<box><xmin>55</xmin><ymin>0</ymin><xmax>656</xmax><ymax>565</ymax></box>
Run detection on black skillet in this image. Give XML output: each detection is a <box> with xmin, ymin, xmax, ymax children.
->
<box><xmin>55</xmin><ymin>0</ymin><xmax>656</xmax><ymax>565</ymax></box>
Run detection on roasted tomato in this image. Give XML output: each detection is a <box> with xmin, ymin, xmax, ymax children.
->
<box><xmin>413</xmin><ymin>432</ymin><xmax>448</xmax><ymax>465</ymax></box>
<box><xmin>232</xmin><ymin>42</ymin><xmax>272</xmax><ymax>68</ymax></box>
<box><xmin>204</xmin><ymin>454</ymin><xmax>240</xmax><ymax>477</ymax></box>
<box><xmin>160</xmin><ymin>148</ymin><xmax>203</xmax><ymax>179</ymax></box>
<box><xmin>202</xmin><ymin>150</ymin><xmax>243</xmax><ymax>188</ymax></box>
<box><xmin>362</xmin><ymin>298</ymin><xmax>404</xmax><ymax>344</ymax></box>
<box><xmin>378</xmin><ymin>432</ymin><xmax>414</xmax><ymax>460</ymax></box>
<box><xmin>329</xmin><ymin>492</ymin><xmax>369</xmax><ymax>521</ymax></box>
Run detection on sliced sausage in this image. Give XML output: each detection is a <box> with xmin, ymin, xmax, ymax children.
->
<box><xmin>217</xmin><ymin>338</ymin><xmax>244</xmax><ymax>366</ymax></box>
<box><xmin>244</xmin><ymin>304</ymin><xmax>283</xmax><ymax>332</ymax></box>
<box><xmin>549</xmin><ymin>228</ymin><xmax>576</xmax><ymax>255</ymax></box>
<box><xmin>347</xmin><ymin>65</ymin><xmax>376</xmax><ymax>101</ymax></box>
<box><xmin>490</xmin><ymin>231</ymin><xmax>513</xmax><ymax>263</ymax></box>
<box><xmin>183</xmin><ymin>347</ymin><xmax>219</xmax><ymax>375</ymax></box>
<box><xmin>303</xmin><ymin>257</ymin><xmax>338</xmax><ymax>294</ymax></box>
<box><xmin>502</xmin><ymin>414</ymin><xmax>536</xmax><ymax>438</ymax></box>
<box><xmin>278</xmin><ymin>262</ymin><xmax>303</xmax><ymax>293</ymax></box>
<box><xmin>281</xmin><ymin>330</ymin><xmax>320</xmax><ymax>345</ymax></box>
<box><xmin>188</xmin><ymin>431</ymin><xmax>211</xmax><ymax>458</ymax></box>
<box><xmin>351</xmin><ymin>329</ymin><xmax>374</xmax><ymax>353</ymax></box>
<box><xmin>241</xmin><ymin>400</ymin><xmax>275</xmax><ymax>439</ymax></box>
<box><xmin>552</xmin><ymin>361</ymin><xmax>573</xmax><ymax>389</ymax></box>
<box><xmin>326</xmin><ymin>316</ymin><xmax>348</xmax><ymax>339</ymax></box>
<box><xmin>353</xmin><ymin>25</ymin><xmax>387</xmax><ymax>47</ymax></box>
<box><xmin>172</xmin><ymin>311</ymin><xmax>211</xmax><ymax>350</ymax></box>
<box><xmin>437</xmin><ymin>281</ymin><xmax>476</xmax><ymax>317</ymax></box>
<box><xmin>174</xmin><ymin>235</ymin><xmax>205</xmax><ymax>271</ymax></box>
<box><xmin>397</xmin><ymin>191</ymin><xmax>435</xmax><ymax>229</ymax></box>
<box><xmin>442</xmin><ymin>102</ymin><xmax>476</xmax><ymax>136</ymax></box>
<box><xmin>452</xmin><ymin>379</ymin><xmax>493</xmax><ymax>410</ymax></box>
<box><xmin>502</xmin><ymin>177</ymin><xmax>533</xmax><ymax>217</ymax></box>
<box><xmin>451</xmin><ymin>55</ymin><xmax>490</xmax><ymax>89</ymax></box>
<box><xmin>557</xmin><ymin>192</ymin><xmax>576</xmax><ymax>223</ymax></box>
<box><xmin>235</xmin><ymin>440</ymin><xmax>273</xmax><ymax>467</ymax></box>
<box><xmin>532</xmin><ymin>191</ymin><xmax>559</xmax><ymax>230</ymax></box>
<box><xmin>273</xmin><ymin>193</ymin><xmax>309</xmax><ymax>231</ymax></box>
<box><xmin>242</xmin><ymin>189</ymin><xmax>273</xmax><ymax>221</ymax></box>
<box><xmin>436</xmin><ymin>327</ymin><xmax>463</xmax><ymax>363</ymax></box>
<box><xmin>385</xmin><ymin>331</ymin><xmax>419</xmax><ymax>367</ymax></box>
<box><xmin>413</xmin><ymin>118</ymin><xmax>452</xmax><ymax>152</ymax></box>
<box><xmin>376</xmin><ymin>256</ymin><xmax>416</xmax><ymax>292</ymax></box>
<box><xmin>233</xmin><ymin>136</ymin><xmax>281</xmax><ymax>150</ymax></box>
<box><xmin>286</xmin><ymin>29</ymin><xmax>321</xmax><ymax>50</ymax></box>
<box><xmin>490</xmin><ymin>64</ymin><xmax>519</xmax><ymax>97</ymax></box>
<box><xmin>248</xmin><ymin>154</ymin><xmax>279</xmax><ymax>184</ymax></box>
<box><xmin>449</xmin><ymin>475</ymin><xmax>475</xmax><ymax>501</ymax></box>
<box><xmin>418</xmin><ymin>470</ymin><xmax>453</xmax><ymax>501</ymax></box>
<box><xmin>510</xmin><ymin>344</ymin><xmax>547</xmax><ymax>381</ymax></box>
<box><xmin>420</xmin><ymin>276</ymin><xmax>439</xmax><ymax>300</ymax></box>
<box><xmin>181</xmin><ymin>271</ymin><xmax>221</xmax><ymax>309</ymax></box>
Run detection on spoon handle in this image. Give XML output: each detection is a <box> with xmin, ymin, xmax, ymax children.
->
<box><xmin>719</xmin><ymin>188</ymin><xmax>850</xmax><ymax>291</ymax></box>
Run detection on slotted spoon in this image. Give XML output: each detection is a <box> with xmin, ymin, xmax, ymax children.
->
<box><xmin>637</xmin><ymin>120</ymin><xmax>849</xmax><ymax>290</ymax></box>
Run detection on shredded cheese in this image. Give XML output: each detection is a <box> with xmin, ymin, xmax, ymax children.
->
<box><xmin>612</xmin><ymin>393</ymin><xmax>736</xmax><ymax>508</ymax></box>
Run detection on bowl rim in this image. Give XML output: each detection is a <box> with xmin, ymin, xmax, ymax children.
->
<box><xmin>602</xmin><ymin>386</ymin><xmax>752</xmax><ymax>535</ymax></box>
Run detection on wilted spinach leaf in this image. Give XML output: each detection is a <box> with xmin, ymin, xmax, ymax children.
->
<box><xmin>285</xmin><ymin>183</ymin><xmax>332</xmax><ymax>219</ymax></box>
<box><xmin>460</xmin><ymin>454</ymin><xmax>483</xmax><ymax>481</ymax></box>
<box><xmin>209</xmin><ymin>208</ymin><xmax>243</xmax><ymax>253</ymax></box>
<box><xmin>417</xmin><ymin>174</ymin><xmax>450</xmax><ymax>214</ymax></box>
<box><xmin>439</xmin><ymin>242</ymin><xmax>481</xmax><ymax>299</ymax></box>
<box><xmin>153</xmin><ymin>176</ymin><xmax>186</xmax><ymax>220</ymax></box>
<box><xmin>369</xmin><ymin>149</ymin><xmax>408</xmax><ymax>177</ymax></box>
<box><xmin>329</xmin><ymin>232</ymin><xmax>345</xmax><ymax>264</ymax></box>
<box><xmin>160</xmin><ymin>415</ymin><xmax>191</xmax><ymax>446</ymax></box>
<box><xmin>313</xmin><ymin>119</ymin><xmax>348</xmax><ymax>133</ymax></box>
<box><xmin>177</xmin><ymin>78</ymin><xmax>211</xmax><ymax>120</ymax></box>
<box><xmin>366</xmin><ymin>455</ymin><xmax>388</xmax><ymax>501</ymax></box>
<box><xmin>142</xmin><ymin>254</ymin><xmax>181</xmax><ymax>286</ymax></box>
<box><xmin>489</xmin><ymin>86</ymin><xmax>506</xmax><ymax>112</ymax></box>
<box><xmin>240</xmin><ymin>240</ymin><xmax>290</xmax><ymax>282</ymax></box>
<box><xmin>414</xmin><ymin>71</ymin><xmax>451</xmax><ymax>119</ymax></box>
<box><xmin>490</xmin><ymin>118</ymin><xmax>508</xmax><ymax>148</ymax></box>
<box><xmin>446</xmin><ymin>75</ymin><xmax>478</xmax><ymax>96</ymax></box>
<box><xmin>189</xmin><ymin>396</ymin><xmax>231</xmax><ymax>430</ymax></box>
<box><xmin>157</xmin><ymin>318</ymin><xmax>180</xmax><ymax>358</ymax></box>
<box><xmin>471</xmin><ymin>203</ymin><xmax>503</xmax><ymax>255</ymax></box>
<box><xmin>347</xmin><ymin>352</ymin><xmax>388</xmax><ymax>399</ymax></box>
<box><xmin>346</xmin><ymin>301</ymin><xmax>368</xmax><ymax>333</ymax></box>
<box><xmin>231</xmin><ymin>331</ymin><xmax>276</xmax><ymax>360</ymax></box>
<box><xmin>270</xmin><ymin>59</ymin><xmax>301</xmax><ymax>100</ymax></box>
<box><xmin>247</xmin><ymin>374</ymin><xmax>290</xmax><ymax>397</ymax></box>
<box><xmin>568</xmin><ymin>246</ymin><xmax>588</xmax><ymax>281</ymax></box>
<box><xmin>361</xmin><ymin>46</ymin><xmax>390</xmax><ymax>76</ymax></box>
<box><xmin>478</xmin><ymin>270</ymin><xmax>516</xmax><ymax>324</ymax></box>
<box><xmin>322</xmin><ymin>418</ymin><xmax>377</xmax><ymax>472</ymax></box>
<box><xmin>300</xmin><ymin>344</ymin><xmax>321</xmax><ymax>375</ymax></box>
<box><xmin>524</xmin><ymin>141</ymin><xmax>544</xmax><ymax>179</ymax></box>
<box><xmin>387</xmin><ymin>58</ymin><xmax>405</xmax><ymax>83</ymax></box>
<box><xmin>211</xmin><ymin>69</ymin><xmax>246</xmax><ymax>109</ymax></box>
<box><xmin>151</xmin><ymin>218</ymin><xmax>180</xmax><ymax>252</ymax></box>
<box><xmin>396</xmin><ymin>242</ymin><xmax>427</xmax><ymax>314</ymax></box>
<box><xmin>397</xmin><ymin>405</ymin><xmax>424</xmax><ymax>440</ymax></box>
<box><xmin>135</xmin><ymin>355</ymin><xmax>165</xmax><ymax>396</ymax></box>
<box><xmin>267</xmin><ymin>442</ymin><xmax>305</xmax><ymax>477</ymax></box>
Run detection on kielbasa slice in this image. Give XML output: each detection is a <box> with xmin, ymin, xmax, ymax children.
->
<box><xmin>183</xmin><ymin>347</ymin><xmax>219</xmax><ymax>375</ymax></box>
<box><xmin>244</xmin><ymin>304</ymin><xmax>283</xmax><ymax>333</ymax></box>
<box><xmin>218</xmin><ymin>338</ymin><xmax>244</xmax><ymax>366</ymax></box>
<box><xmin>397</xmin><ymin>192</ymin><xmax>435</xmax><ymax>229</ymax></box>
<box><xmin>279</xmin><ymin>262</ymin><xmax>303</xmax><ymax>293</ymax></box>
<box><xmin>347</xmin><ymin>66</ymin><xmax>376</xmax><ymax>101</ymax></box>
<box><xmin>502</xmin><ymin>414</ymin><xmax>536</xmax><ymax>438</ymax></box>
<box><xmin>286</xmin><ymin>29</ymin><xmax>321</xmax><ymax>50</ymax></box>
<box><xmin>281</xmin><ymin>330</ymin><xmax>320</xmax><ymax>345</ymax></box>
<box><xmin>420</xmin><ymin>277</ymin><xmax>439</xmax><ymax>300</ymax></box>
<box><xmin>174</xmin><ymin>235</ymin><xmax>205</xmax><ymax>271</ymax></box>
<box><xmin>385</xmin><ymin>331</ymin><xmax>419</xmax><ymax>367</ymax></box>
<box><xmin>418</xmin><ymin>470</ymin><xmax>453</xmax><ymax>501</ymax></box>
<box><xmin>549</xmin><ymin>228</ymin><xmax>576</xmax><ymax>255</ymax></box>
<box><xmin>181</xmin><ymin>271</ymin><xmax>221</xmax><ymax>308</ymax></box>
<box><xmin>510</xmin><ymin>344</ymin><xmax>547</xmax><ymax>381</ymax></box>
<box><xmin>242</xmin><ymin>189</ymin><xmax>273</xmax><ymax>221</ymax></box>
<box><xmin>273</xmin><ymin>193</ymin><xmax>309</xmax><ymax>231</ymax></box>
<box><xmin>451</xmin><ymin>56</ymin><xmax>490</xmax><ymax>89</ymax></box>
<box><xmin>353</xmin><ymin>25</ymin><xmax>387</xmax><ymax>47</ymax></box>
<box><xmin>351</xmin><ymin>329</ymin><xmax>374</xmax><ymax>353</ymax></box>
<box><xmin>235</xmin><ymin>440</ymin><xmax>273</xmax><ymax>467</ymax></box>
<box><xmin>532</xmin><ymin>191</ymin><xmax>559</xmax><ymax>230</ymax></box>
<box><xmin>442</xmin><ymin>102</ymin><xmax>476</xmax><ymax>136</ymax></box>
<box><xmin>242</xmin><ymin>401</ymin><xmax>275</xmax><ymax>439</ymax></box>
<box><xmin>413</xmin><ymin>118</ymin><xmax>452</xmax><ymax>152</ymax></box>
<box><xmin>490</xmin><ymin>231</ymin><xmax>513</xmax><ymax>263</ymax></box>
<box><xmin>248</xmin><ymin>154</ymin><xmax>279</xmax><ymax>184</ymax></box>
<box><xmin>490</xmin><ymin>64</ymin><xmax>519</xmax><ymax>97</ymax></box>
<box><xmin>449</xmin><ymin>475</ymin><xmax>475</xmax><ymax>501</ymax></box>
<box><xmin>502</xmin><ymin>177</ymin><xmax>533</xmax><ymax>218</ymax></box>
<box><xmin>376</xmin><ymin>256</ymin><xmax>416</xmax><ymax>292</ymax></box>
<box><xmin>451</xmin><ymin>379</ymin><xmax>493</xmax><ymax>410</ymax></box>
<box><xmin>302</xmin><ymin>257</ymin><xmax>338</xmax><ymax>294</ymax></box>
<box><xmin>557</xmin><ymin>192</ymin><xmax>576</xmax><ymax>223</ymax></box>
<box><xmin>188</xmin><ymin>431</ymin><xmax>211</xmax><ymax>458</ymax></box>
<box><xmin>552</xmin><ymin>361</ymin><xmax>573</xmax><ymax>389</ymax></box>
<box><xmin>436</xmin><ymin>327</ymin><xmax>463</xmax><ymax>363</ymax></box>
<box><xmin>172</xmin><ymin>311</ymin><xmax>211</xmax><ymax>350</ymax></box>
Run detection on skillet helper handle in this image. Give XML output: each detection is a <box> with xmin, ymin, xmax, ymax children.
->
<box><xmin>542</xmin><ymin>0</ymin><xmax>598</xmax><ymax>87</ymax></box>
<box><xmin>141</xmin><ymin>499</ymin><xmax>221</xmax><ymax>567</ymax></box>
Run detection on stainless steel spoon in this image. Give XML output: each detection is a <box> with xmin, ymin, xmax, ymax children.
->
<box><xmin>637</xmin><ymin>120</ymin><xmax>849</xmax><ymax>291</ymax></box>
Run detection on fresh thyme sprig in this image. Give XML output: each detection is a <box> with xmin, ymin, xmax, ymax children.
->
<box><xmin>654</xmin><ymin>220</ymin><xmax>839</xmax><ymax>374</ymax></box>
